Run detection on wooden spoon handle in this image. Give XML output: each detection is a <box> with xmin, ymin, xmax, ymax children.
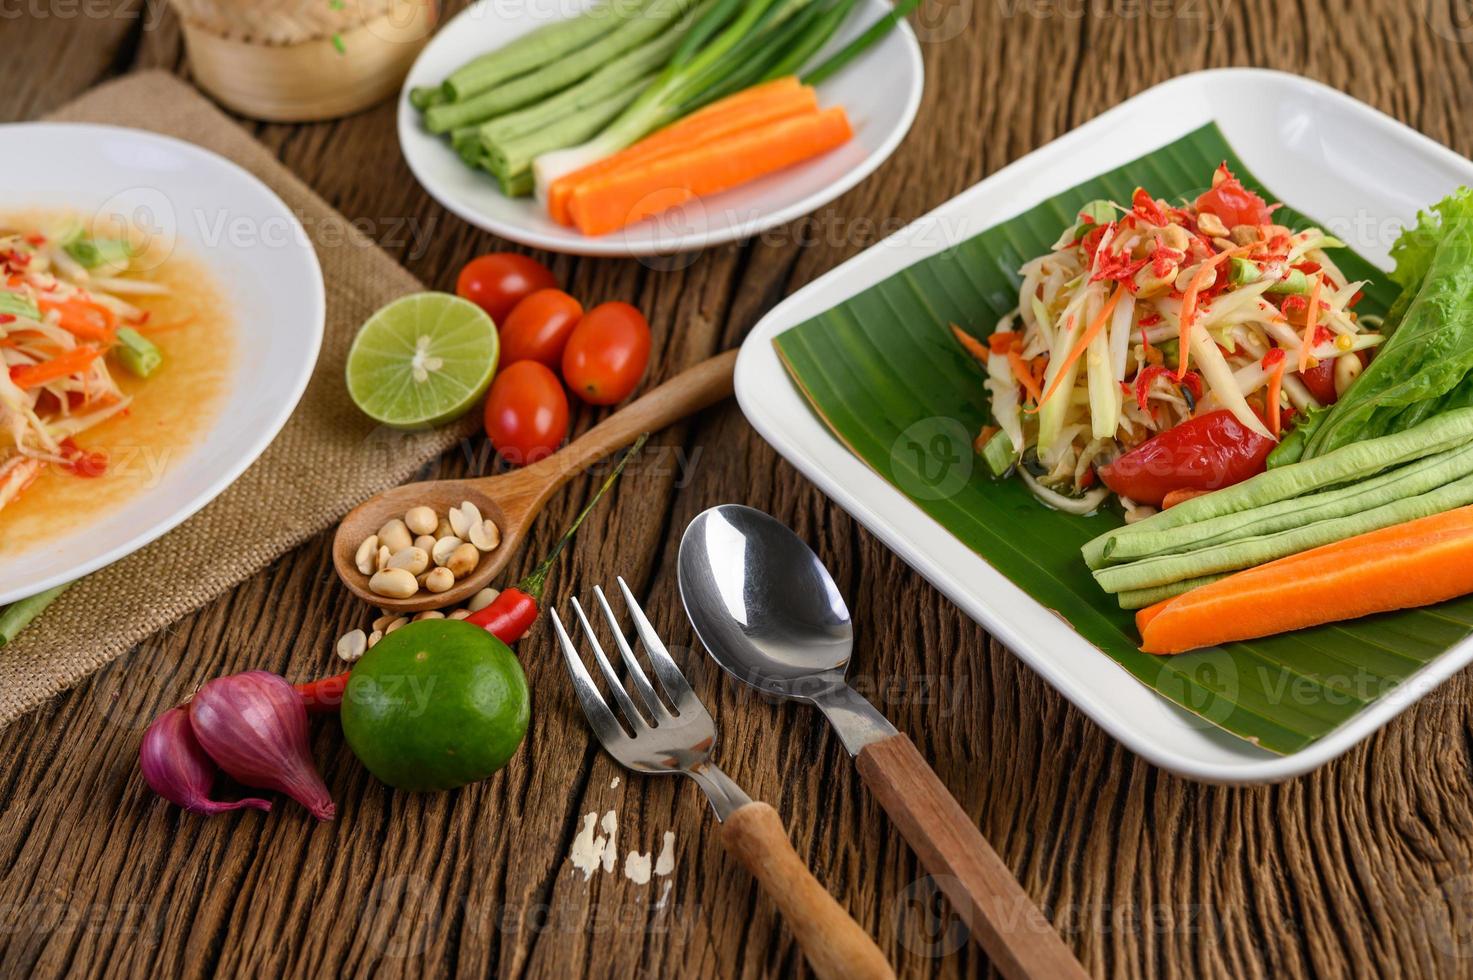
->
<box><xmin>855</xmin><ymin>735</ymin><xmax>1087</xmax><ymax>980</ymax></box>
<box><xmin>519</xmin><ymin>349</ymin><xmax>738</xmax><ymax>495</ymax></box>
<box><xmin>720</xmin><ymin>801</ymin><xmax>895</xmax><ymax>980</ymax></box>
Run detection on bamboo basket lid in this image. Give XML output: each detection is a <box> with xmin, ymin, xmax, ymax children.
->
<box><xmin>173</xmin><ymin>0</ymin><xmax>437</xmax><ymax>122</ymax></box>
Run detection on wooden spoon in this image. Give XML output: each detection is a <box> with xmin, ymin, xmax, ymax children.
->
<box><xmin>333</xmin><ymin>350</ymin><xmax>737</xmax><ymax>614</ymax></box>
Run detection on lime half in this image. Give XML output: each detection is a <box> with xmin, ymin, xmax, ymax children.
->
<box><xmin>346</xmin><ymin>292</ymin><xmax>499</xmax><ymax>429</ymax></box>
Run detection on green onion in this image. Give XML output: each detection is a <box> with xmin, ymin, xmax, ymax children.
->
<box><xmin>532</xmin><ymin>0</ymin><xmax>796</xmax><ymax>192</ymax></box>
<box><xmin>801</xmin><ymin>0</ymin><xmax>921</xmax><ymax>86</ymax></box>
<box><xmin>64</xmin><ymin>236</ymin><xmax>131</xmax><ymax>270</ymax></box>
<box><xmin>113</xmin><ymin>327</ymin><xmax>162</xmax><ymax>378</ymax></box>
<box><xmin>758</xmin><ymin>0</ymin><xmax>860</xmax><ymax>84</ymax></box>
<box><xmin>0</xmin><ymin>291</ymin><xmax>40</xmax><ymax>320</ymax></box>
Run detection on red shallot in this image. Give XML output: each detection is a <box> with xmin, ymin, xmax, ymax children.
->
<box><xmin>139</xmin><ymin>707</ymin><xmax>272</xmax><ymax>816</ymax></box>
<box><xmin>189</xmin><ymin>671</ymin><xmax>336</xmax><ymax>821</ymax></box>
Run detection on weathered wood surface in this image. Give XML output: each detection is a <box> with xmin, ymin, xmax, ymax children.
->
<box><xmin>5</xmin><ymin>1</ymin><xmax>1473</xmax><ymax>977</ymax></box>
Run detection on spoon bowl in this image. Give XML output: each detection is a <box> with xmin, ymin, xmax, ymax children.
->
<box><xmin>333</xmin><ymin>476</ymin><xmax>530</xmax><ymax>613</ymax></box>
<box><xmin>332</xmin><ymin>351</ymin><xmax>737</xmax><ymax>615</ymax></box>
<box><xmin>678</xmin><ymin>505</ymin><xmax>856</xmax><ymax>695</ymax></box>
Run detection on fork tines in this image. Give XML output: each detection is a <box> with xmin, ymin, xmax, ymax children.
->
<box><xmin>552</xmin><ymin>577</ymin><xmax>700</xmax><ymax>741</ymax></box>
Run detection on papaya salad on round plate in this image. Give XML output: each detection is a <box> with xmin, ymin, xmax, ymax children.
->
<box><xmin>965</xmin><ymin>164</ymin><xmax>1380</xmax><ymax>519</ymax></box>
<box><xmin>0</xmin><ymin>218</ymin><xmax>172</xmax><ymax>515</ymax></box>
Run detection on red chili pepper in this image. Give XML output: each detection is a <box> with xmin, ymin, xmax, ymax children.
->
<box><xmin>297</xmin><ymin>435</ymin><xmax>646</xmax><ymax>714</ymax></box>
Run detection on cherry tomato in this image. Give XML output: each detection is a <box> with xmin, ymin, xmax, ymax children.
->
<box><xmin>562</xmin><ymin>302</ymin><xmax>651</xmax><ymax>406</ymax></box>
<box><xmin>1194</xmin><ymin>164</ymin><xmax>1272</xmax><ymax>228</ymax></box>
<box><xmin>1298</xmin><ymin>358</ymin><xmax>1338</xmax><ymax>404</ymax></box>
<box><xmin>456</xmin><ymin>253</ymin><xmax>557</xmax><ymax>324</ymax></box>
<box><xmin>483</xmin><ymin>361</ymin><xmax>569</xmax><ymax>466</ymax></box>
<box><xmin>1098</xmin><ymin>409</ymin><xmax>1274</xmax><ymax>508</ymax></box>
<box><xmin>499</xmin><ymin>289</ymin><xmax>584</xmax><ymax>370</ymax></box>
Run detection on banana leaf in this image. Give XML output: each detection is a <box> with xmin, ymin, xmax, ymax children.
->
<box><xmin>775</xmin><ymin>122</ymin><xmax>1473</xmax><ymax>754</ymax></box>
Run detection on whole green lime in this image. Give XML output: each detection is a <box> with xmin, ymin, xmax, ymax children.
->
<box><xmin>341</xmin><ymin>620</ymin><xmax>529</xmax><ymax>791</ymax></box>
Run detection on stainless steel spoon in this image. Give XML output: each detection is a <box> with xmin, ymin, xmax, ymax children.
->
<box><xmin>677</xmin><ymin>505</ymin><xmax>1087</xmax><ymax>980</ymax></box>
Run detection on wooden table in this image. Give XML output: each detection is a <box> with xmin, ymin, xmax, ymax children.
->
<box><xmin>5</xmin><ymin>2</ymin><xmax>1473</xmax><ymax>976</ymax></box>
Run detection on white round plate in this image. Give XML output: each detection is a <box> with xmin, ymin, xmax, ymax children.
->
<box><xmin>0</xmin><ymin>123</ymin><xmax>325</xmax><ymax>605</ymax></box>
<box><xmin>398</xmin><ymin>0</ymin><xmax>924</xmax><ymax>256</ymax></box>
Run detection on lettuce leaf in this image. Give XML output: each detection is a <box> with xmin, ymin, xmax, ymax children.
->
<box><xmin>1295</xmin><ymin>188</ymin><xmax>1473</xmax><ymax>460</ymax></box>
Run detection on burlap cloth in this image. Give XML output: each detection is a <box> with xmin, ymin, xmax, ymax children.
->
<box><xmin>0</xmin><ymin>71</ymin><xmax>478</xmax><ymax>725</ymax></box>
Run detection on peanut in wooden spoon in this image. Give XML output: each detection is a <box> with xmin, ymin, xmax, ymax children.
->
<box><xmin>332</xmin><ymin>350</ymin><xmax>736</xmax><ymax>614</ymax></box>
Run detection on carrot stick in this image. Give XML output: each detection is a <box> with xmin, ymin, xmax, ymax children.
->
<box><xmin>1176</xmin><ymin>245</ymin><xmax>1251</xmax><ymax>379</ymax></box>
<box><xmin>949</xmin><ymin>324</ymin><xmax>989</xmax><ymax>365</ymax></box>
<box><xmin>568</xmin><ymin>106</ymin><xmax>853</xmax><ymax>237</ymax></box>
<box><xmin>9</xmin><ymin>345</ymin><xmax>100</xmax><ymax>388</ymax></box>
<box><xmin>1033</xmin><ymin>287</ymin><xmax>1122</xmax><ymax>409</ymax></box>
<box><xmin>548</xmin><ymin>78</ymin><xmax>815</xmax><ymax>226</ymax></box>
<box><xmin>38</xmin><ymin>297</ymin><xmax>116</xmax><ymax>342</ymax></box>
<box><xmin>1266</xmin><ymin>357</ymin><xmax>1286</xmax><ymax>436</ymax></box>
<box><xmin>1008</xmin><ymin>349</ymin><xmax>1043</xmax><ymax>404</ymax></box>
<box><xmin>1136</xmin><ymin>504</ymin><xmax>1473</xmax><ymax>654</ymax></box>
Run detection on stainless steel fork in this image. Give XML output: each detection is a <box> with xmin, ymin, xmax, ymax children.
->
<box><xmin>553</xmin><ymin>577</ymin><xmax>894</xmax><ymax>980</ymax></box>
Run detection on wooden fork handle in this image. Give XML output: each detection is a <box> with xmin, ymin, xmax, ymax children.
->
<box><xmin>855</xmin><ymin>735</ymin><xmax>1088</xmax><ymax>980</ymax></box>
<box><xmin>720</xmin><ymin>802</ymin><xmax>895</xmax><ymax>980</ymax></box>
<box><xmin>522</xmin><ymin>349</ymin><xmax>737</xmax><ymax>492</ymax></box>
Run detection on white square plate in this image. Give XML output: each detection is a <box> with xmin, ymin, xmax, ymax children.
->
<box><xmin>736</xmin><ymin>69</ymin><xmax>1473</xmax><ymax>783</ymax></box>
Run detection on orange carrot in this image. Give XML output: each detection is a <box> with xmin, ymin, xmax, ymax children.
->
<box><xmin>1176</xmin><ymin>245</ymin><xmax>1251</xmax><ymax>379</ymax></box>
<box><xmin>1298</xmin><ymin>275</ymin><xmax>1323</xmax><ymax>373</ymax></box>
<box><xmin>1031</xmin><ymin>287</ymin><xmax>1122</xmax><ymax>410</ymax></box>
<box><xmin>1266</xmin><ymin>357</ymin><xmax>1286</xmax><ymax>436</ymax></box>
<box><xmin>548</xmin><ymin>78</ymin><xmax>816</xmax><ymax>226</ymax></box>
<box><xmin>568</xmin><ymin>106</ymin><xmax>853</xmax><ymax>237</ymax></box>
<box><xmin>1136</xmin><ymin>505</ymin><xmax>1473</xmax><ymax>654</ymax></box>
<box><xmin>1008</xmin><ymin>349</ymin><xmax>1043</xmax><ymax>404</ymax></box>
<box><xmin>1161</xmin><ymin>488</ymin><xmax>1210</xmax><ymax>509</ymax></box>
<box><xmin>9</xmin><ymin>344</ymin><xmax>100</xmax><ymax>388</ymax></box>
<box><xmin>950</xmin><ymin>324</ymin><xmax>990</xmax><ymax>365</ymax></box>
<box><xmin>38</xmin><ymin>297</ymin><xmax>116</xmax><ymax>342</ymax></box>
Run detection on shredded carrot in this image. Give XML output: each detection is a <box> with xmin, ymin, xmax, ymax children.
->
<box><xmin>568</xmin><ymin>106</ymin><xmax>853</xmax><ymax>237</ymax></box>
<box><xmin>549</xmin><ymin>78</ymin><xmax>815</xmax><ymax>226</ymax></box>
<box><xmin>1032</xmin><ymin>287</ymin><xmax>1123</xmax><ymax>410</ymax></box>
<box><xmin>9</xmin><ymin>345</ymin><xmax>100</xmax><ymax>389</ymax></box>
<box><xmin>1265</xmin><ymin>357</ymin><xmax>1286</xmax><ymax>436</ymax></box>
<box><xmin>38</xmin><ymin>297</ymin><xmax>116</xmax><ymax>342</ymax></box>
<box><xmin>1137</xmin><ymin>505</ymin><xmax>1473</xmax><ymax>654</ymax></box>
<box><xmin>1176</xmin><ymin>245</ymin><xmax>1251</xmax><ymax>379</ymax></box>
<box><xmin>950</xmin><ymin>324</ymin><xmax>990</xmax><ymax>365</ymax></box>
<box><xmin>1298</xmin><ymin>275</ymin><xmax>1323</xmax><ymax>373</ymax></box>
<box><xmin>1008</xmin><ymin>349</ymin><xmax>1043</xmax><ymax>404</ymax></box>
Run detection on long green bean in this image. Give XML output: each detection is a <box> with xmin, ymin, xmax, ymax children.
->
<box><xmin>0</xmin><ymin>584</ymin><xmax>69</xmax><ymax>648</ymax></box>
<box><xmin>442</xmin><ymin>0</ymin><xmax>654</xmax><ymax>102</ymax></box>
<box><xmin>1105</xmin><ymin>440</ymin><xmax>1473</xmax><ymax>563</ymax></box>
<box><xmin>1093</xmin><ymin>470</ymin><xmax>1473</xmax><ymax>593</ymax></box>
<box><xmin>426</xmin><ymin>0</ymin><xmax>699</xmax><ymax>134</ymax></box>
<box><xmin>485</xmin><ymin>85</ymin><xmax>647</xmax><ymax>191</ymax></box>
<box><xmin>1117</xmin><ymin>575</ymin><xmax>1227</xmax><ymax>610</ymax></box>
<box><xmin>1081</xmin><ymin>407</ymin><xmax>1473</xmax><ymax>568</ymax></box>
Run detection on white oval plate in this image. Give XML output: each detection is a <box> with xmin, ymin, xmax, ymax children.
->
<box><xmin>0</xmin><ymin>123</ymin><xmax>325</xmax><ymax>605</ymax></box>
<box><xmin>737</xmin><ymin>69</ymin><xmax>1473</xmax><ymax>784</ymax></box>
<box><xmin>398</xmin><ymin>0</ymin><xmax>924</xmax><ymax>256</ymax></box>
